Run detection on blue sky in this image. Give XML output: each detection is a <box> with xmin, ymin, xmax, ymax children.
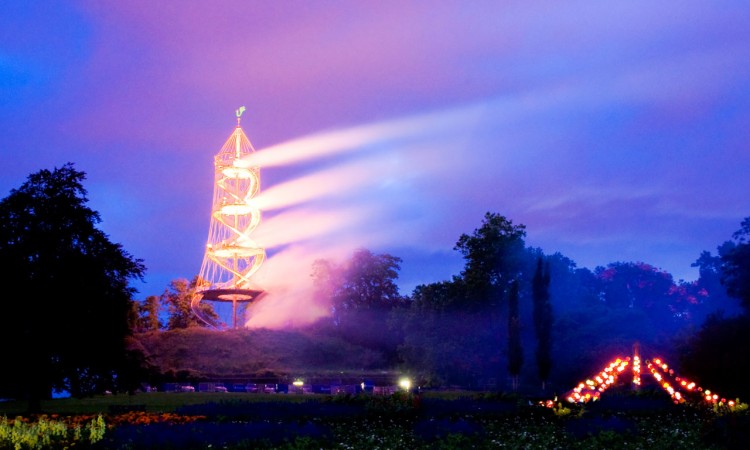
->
<box><xmin>2</xmin><ymin>1</ymin><xmax>750</xmax><ymax>325</ymax></box>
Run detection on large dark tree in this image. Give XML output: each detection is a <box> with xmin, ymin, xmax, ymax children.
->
<box><xmin>678</xmin><ymin>216</ymin><xmax>750</xmax><ymax>400</ymax></box>
<box><xmin>532</xmin><ymin>257</ymin><xmax>553</xmax><ymax>390</ymax></box>
<box><xmin>679</xmin><ymin>313</ymin><xmax>750</xmax><ymax>401</ymax></box>
<box><xmin>683</xmin><ymin>250</ymin><xmax>742</xmax><ymax>323</ymax></box>
<box><xmin>720</xmin><ymin>217</ymin><xmax>750</xmax><ymax>312</ymax></box>
<box><xmin>0</xmin><ymin>163</ymin><xmax>146</xmax><ymax>411</ymax></box>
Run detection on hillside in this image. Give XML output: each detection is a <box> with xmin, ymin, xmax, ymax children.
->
<box><xmin>133</xmin><ymin>327</ymin><xmax>398</xmax><ymax>383</ymax></box>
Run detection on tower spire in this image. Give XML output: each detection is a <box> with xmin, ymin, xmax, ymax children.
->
<box><xmin>235</xmin><ymin>105</ymin><xmax>246</xmax><ymax>126</ymax></box>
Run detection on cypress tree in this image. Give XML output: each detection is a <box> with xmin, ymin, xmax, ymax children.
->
<box><xmin>507</xmin><ymin>279</ymin><xmax>523</xmax><ymax>391</ymax></box>
<box><xmin>533</xmin><ymin>257</ymin><xmax>553</xmax><ymax>390</ymax></box>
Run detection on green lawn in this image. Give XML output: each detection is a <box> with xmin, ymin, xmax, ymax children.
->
<box><xmin>0</xmin><ymin>392</ymin><xmax>316</xmax><ymax>415</ymax></box>
<box><xmin>0</xmin><ymin>390</ymin><xmax>523</xmax><ymax>416</ymax></box>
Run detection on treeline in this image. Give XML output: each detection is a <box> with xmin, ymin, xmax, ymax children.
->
<box><xmin>2</xmin><ymin>163</ymin><xmax>749</xmax><ymax>414</ymax></box>
<box><xmin>139</xmin><ymin>213</ymin><xmax>749</xmax><ymax>399</ymax></box>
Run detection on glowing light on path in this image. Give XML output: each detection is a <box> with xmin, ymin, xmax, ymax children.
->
<box><xmin>632</xmin><ymin>354</ymin><xmax>641</xmax><ymax>387</ymax></box>
<box><xmin>548</xmin><ymin>348</ymin><xmax>742</xmax><ymax>409</ymax></box>
<box><xmin>564</xmin><ymin>357</ymin><xmax>629</xmax><ymax>404</ymax></box>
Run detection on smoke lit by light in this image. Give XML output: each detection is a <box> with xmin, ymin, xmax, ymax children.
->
<box><xmin>237</xmin><ymin>108</ymin><xmax>493</xmax><ymax>329</ymax></box>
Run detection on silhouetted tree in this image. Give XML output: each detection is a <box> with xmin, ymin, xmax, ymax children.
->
<box><xmin>679</xmin><ymin>313</ymin><xmax>750</xmax><ymax>400</ymax></box>
<box><xmin>678</xmin><ymin>217</ymin><xmax>750</xmax><ymax>400</ymax></box>
<box><xmin>690</xmin><ymin>251</ymin><xmax>737</xmax><ymax>318</ymax></box>
<box><xmin>507</xmin><ymin>280</ymin><xmax>522</xmax><ymax>391</ymax></box>
<box><xmin>720</xmin><ymin>217</ymin><xmax>750</xmax><ymax>312</ymax></box>
<box><xmin>454</xmin><ymin>212</ymin><xmax>527</xmax><ymax>312</ymax></box>
<box><xmin>533</xmin><ymin>257</ymin><xmax>553</xmax><ymax>390</ymax></box>
<box><xmin>693</xmin><ymin>250</ymin><xmax>724</xmax><ymax>295</ymax></box>
<box><xmin>0</xmin><ymin>163</ymin><xmax>146</xmax><ymax>411</ymax></box>
<box><xmin>399</xmin><ymin>278</ymin><xmax>498</xmax><ymax>387</ymax></box>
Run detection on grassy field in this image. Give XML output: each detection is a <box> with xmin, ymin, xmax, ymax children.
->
<box><xmin>0</xmin><ymin>392</ymin><xmax>319</xmax><ymax>416</ymax></box>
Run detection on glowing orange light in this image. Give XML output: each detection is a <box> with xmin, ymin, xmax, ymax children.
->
<box><xmin>558</xmin><ymin>351</ymin><xmax>742</xmax><ymax>408</ymax></box>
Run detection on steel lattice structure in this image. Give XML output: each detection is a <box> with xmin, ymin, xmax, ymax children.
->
<box><xmin>192</xmin><ymin>107</ymin><xmax>266</xmax><ymax>328</ymax></box>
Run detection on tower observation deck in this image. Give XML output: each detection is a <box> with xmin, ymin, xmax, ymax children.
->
<box><xmin>192</xmin><ymin>107</ymin><xmax>266</xmax><ymax>328</ymax></box>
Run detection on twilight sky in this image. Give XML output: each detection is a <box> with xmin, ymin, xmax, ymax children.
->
<box><xmin>2</xmin><ymin>1</ymin><xmax>750</xmax><ymax>325</ymax></box>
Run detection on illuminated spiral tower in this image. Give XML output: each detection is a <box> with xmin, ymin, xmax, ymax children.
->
<box><xmin>192</xmin><ymin>106</ymin><xmax>266</xmax><ymax>328</ymax></box>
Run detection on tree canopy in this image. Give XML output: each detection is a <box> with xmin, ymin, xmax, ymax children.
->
<box><xmin>455</xmin><ymin>212</ymin><xmax>526</xmax><ymax>311</ymax></box>
<box><xmin>720</xmin><ymin>217</ymin><xmax>750</xmax><ymax>311</ymax></box>
<box><xmin>0</xmin><ymin>163</ymin><xmax>146</xmax><ymax>410</ymax></box>
<box><xmin>312</xmin><ymin>248</ymin><xmax>405</xmax><ymax>322</ymax></box>
<box><xmin>161</xmin><ymin>277</ymin><xmax>219</xmax><ymax>330</ymax></box>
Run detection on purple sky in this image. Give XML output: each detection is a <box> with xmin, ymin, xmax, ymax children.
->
<box><xmin>3</xmin><ymin>1</ymin><xmax>750</xmax><ymax>315</ymax></box>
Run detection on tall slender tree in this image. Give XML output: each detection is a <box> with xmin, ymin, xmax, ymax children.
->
<box><xmin>533</xmin><ymin>257</ymin><xmax>553</xmax><ymax>390</ymax></box>
<box><xmin>507</xmin><ymin>280</ymin><xmax>523</xmax><ymax>391</ymax></box>
<box><xmin>135</xmin><ymin>295</ymin><xmax>162</xmax><ymax>332</ymax></box>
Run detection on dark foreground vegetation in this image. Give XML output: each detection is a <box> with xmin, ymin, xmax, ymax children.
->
<box><xmin>1</xmin><ymin>388</ymin><xmax>749</xmax><ymax>449</ymax></box>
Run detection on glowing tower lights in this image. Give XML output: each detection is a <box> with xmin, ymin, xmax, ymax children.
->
<box><xmin>191</xmin><ymin>107</ymin><xmax>266</xmax><ymax>329</ymax></box>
